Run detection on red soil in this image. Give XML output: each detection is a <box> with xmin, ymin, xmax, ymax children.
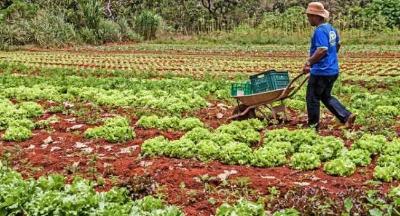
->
<box><xmin>0</xmin><ymin>105</ymin><xmax>398</xmax><ymax>216</ymax></box>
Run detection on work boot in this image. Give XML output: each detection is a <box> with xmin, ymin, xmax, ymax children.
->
<box><xmin>345</xmin><ymin>114</ymin><xmax>356</xmax><ymax>128</ymax></box>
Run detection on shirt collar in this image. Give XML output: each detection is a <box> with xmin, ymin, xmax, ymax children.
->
<box><xmin>317</xmin><ymin>22</ymin><xmax>329</xmax><ymax>27</ymax></box>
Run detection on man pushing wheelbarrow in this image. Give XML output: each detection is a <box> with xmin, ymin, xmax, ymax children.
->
<box><xmin>230</xmin><ymin>2</ymin><xmax>355</xmax><ymax>130</ymax></box>
<box><xmin>303</xmin><ymin>2</ymin><xmax>355</xmax><ymax>130</ymax></box>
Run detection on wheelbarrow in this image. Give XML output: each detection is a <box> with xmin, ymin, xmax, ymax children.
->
<box><xmin>229</xmin><ymin>72</ymin><xmax>309</xmax><ymax>120</ymax></box>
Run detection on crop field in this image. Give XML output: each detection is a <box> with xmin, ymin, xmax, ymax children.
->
<box><xmin>0</xmin><ymin>44</ymin><xmax>399</xmax><ymax>215</ymax></box>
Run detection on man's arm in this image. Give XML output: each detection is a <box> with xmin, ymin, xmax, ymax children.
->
<box><xmin>307</xmin><ymin>48</ymin><xmax>328</xmax><ymax>65</ymax></box>
<box><xmin>303</xmin><ymin>48</ymin><xmax>327</xmax><ymax>73</ymax></box>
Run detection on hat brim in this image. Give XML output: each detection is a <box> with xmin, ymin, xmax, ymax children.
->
<box><xmin>306</xmin><ymin>9</ymin><xmax>330</xmax><ymax>19</ymax></box>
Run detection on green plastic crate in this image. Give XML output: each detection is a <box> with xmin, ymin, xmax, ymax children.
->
<box><xmin>250</xmin><ymin>70</ymin><xmax>290</xmax><ymax>94</ymax></box>
<box><xmin>231</xmin><ymin>82</ymin><xmax>252</xmax><ymax>97</ymax></box>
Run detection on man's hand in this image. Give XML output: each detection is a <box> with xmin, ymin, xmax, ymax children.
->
<box><xmin>303</xmin><ymin>61</ymin><xmax>311</xmax><ymax>74</ymax></box>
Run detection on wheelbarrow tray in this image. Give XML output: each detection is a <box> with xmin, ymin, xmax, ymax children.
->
<box><xmin>233</xmin><ymin>87</ymin><xmax>295</xmax><ymax>106</ymax></box>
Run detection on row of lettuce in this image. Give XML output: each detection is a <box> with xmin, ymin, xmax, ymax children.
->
<box><xmin>141</xmin><ymin>119</ymin><xmax>400</xmax><ymax>181</ymax></box>
<box><xmin>1</xmin><ymin>62</ymin><xmax>399</xmax><ymax>122</ymax></box>
<box><xmin>2</xmin><ymin>99</ymin><xmax>399</xmax><ymax>183</ymax></box>
<box><xmin>0</xmin><ymin>162</ymin><xmax>304</xmax><ymax>215</ymax></box>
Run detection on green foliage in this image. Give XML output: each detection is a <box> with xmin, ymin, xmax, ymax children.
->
<box><xmin>182</xmin><ymin>127</ymin><xmax>212</xmax><ymax>144</ymax></box>
<box><xmin>97</xmin><ymin>19</ymin><xmax>122</xmax><ymax>43</ymax></box>
<box><xmin>289</xmin><ymin>153</ymin><xmax>321</xmax><ymax>171</ymax></box>
<box><xmin>264</xmin><ymin>128</ymin><xmax>319</xmax><ymax>151</ymax></box>
<box><xmin>164</xmin><ymin>139</ymin><xmax>196</xmax><ymax>158</ymax></box>
<box><xmin>298</xmin><ymin>136</ymin><xmax>345</xmax><ymax>162</ymax></box>
<box><xmin>30</xmin><ymin>9</ymin><xmax>78</xmax><ymax>47</ymax></box>
<box><xmin>263</xmin><ymin>142</ymin><xmax>294</xmax><ymax>155</ymax></box>
<box><xmin>196</xmin><ymin>140</ymin><xmax>220</xmax><ymax>162</ymax></box>
<box><xmin>364</xmin><ymin>0</ymin><xmax>400</xmax><ymax>28</ymax></box>
<box><xmin>216</xmin><ymin>119</ymin><xmax>263</xmax><ymax>144</ymax></box>
<box><xmin>135</xmin><ymin>10</ymin><xmax>161</xmax><ymax>40</ymax></box>
<box><xmin>382</xmin><ymin>139</ymin><xmax>400</xmax><ymax>156</ymax></box>
<box><xmin>216</xmin><ymin>199</ymin><xmax>265</xmax><ymax>216</ymax></box>
<box><xmin>377</xmin><ymin>155</ymin><xmax>400</xmax><ymax>167</ymax></box>
<box><xmin>2</xmin><ymin>126</ymin><xmax>32</xmax><ymax>141</ymax></box>
<box><xmin>323</xmin><ymin>158</ymin><xmax>356</xmax><ymax>177</ymax></box>
<box><xmin>0</xmin><ymin>163</ymin><xmax>183</xmax><ymax>215</ymax></box>
<box><xmin>141</xmin><ymin>136</ymin><xmax>169</xmax><ymax>157</ymax></box>
<box><xmin>219</xmin><ymin>142</ymin><xmax>253</xmax><ymax>165</ymax></box>
<box><xmin>17</xmin><ymin>102</ymin><xmax>44</xmax><ymax>118</ymax></box>
<box><xmin>374</xmin><ymin>106</ymin><xmax>400</xmax><ymax>118</ymax></box>
<box><xmin>374</xmin><ymin>166</ymin><xmax>398</xmax><ymax>182</ymax></box>
<box><xmin>344</xmin><ymin>149</ymin><xmax>372</xmax><ymax>166</ymax></box>
<box><xmin>84</xmin><ymin>116</ymin><xmax>135</xmax><ymax>143</ymax></box>
<box><xmin>351</xmin><ymin>134</ymin><xmax>387</xmax><ymax>155</ymax></box>
<box><xmin>137</xmin><ymin>115</ymin><xmax>204</xmax><ymax>131</ymax></box>
<box><xmin>8</xmin><ymin>118</ymin><xmax>35</xmax><ymax>130</ymax></box>
<box><xmin>252</xmin><ymin>147</ymin><xmax>287</xmax><ymax>168</ymax></box>
<box><xmin>273</xmin><ymin>208</ymin><xmax>301</xmax><ymax>216</ymax></box>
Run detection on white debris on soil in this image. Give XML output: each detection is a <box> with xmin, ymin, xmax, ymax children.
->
<box><xmin>63</xmin><ymin>102</ymin><xmax>74</xmax><ymax>108</ymax></box>
<box><xmin>65</xmin><ymin>118</ymin><xmax>76</xmax><ymax>123</ymax></box>
<box><xmin>119</xmin><ymin>146</ymin><xmax>138</xmax><ymax>154</ymax></box>
<box><xmin>139</xmin><ymin>161</ymin><xmax>153</xmax><ymax>167</ymax></box>
<box><xmin>217</xmin><ymin>103</ymin><xmax>229</xmax><ymax>110</ymax></box>
<box><xmin>50</xmin><ymin>146</ymin><xmax>61</xmax><ymax>152</ymax></box>
<box><xmin>27</xmin><ymin>145</ymin><xmax>35</xmax><ymax>150</ymax></box>
<box><xmin>103</xmin><ymin>145</ymin><xmax>113</xmax><ymax>152</ymax></box>
<box><xmin>74</xmin><ymin>142</ymin><xmax>88</xmax><ymax>149</ymax></box>
<box><xmin>217</xmin><ymin>170</ymin><xmax>238</xmax><ymax>181</ymax></box>
<box><xmin>260</xmin><ymin>175</ymin><xmax>276</xmax><ymax>179</ymax></box>
<box><xmin>216</xmin><ymin>113</ymin><xmax>224</xmax><ymax>119</ymax></box>
<box><xmin>82</xmin><ymin>147</ymin><xmax>93</xmax><ymax>154</ymax></box>
<box><xmin>43</xmin><ymin>136</ymin><xmax>53</xmax><ymax>145</ymax></box>
<box><xmin>294</xmin><ymin>182</ymin><xmax>311</xmax><ymax>186</ymax></box>
<box><xmin>68</xmin><ymin>124</ymin><xmax>85</xmax><ymax>131</ymax></box>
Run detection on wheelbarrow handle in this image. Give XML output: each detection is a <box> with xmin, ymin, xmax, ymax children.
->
<box><xmin>276</xmin><ymin>72</ymin><xmax>309</xmax><ymax>101</ymax></box>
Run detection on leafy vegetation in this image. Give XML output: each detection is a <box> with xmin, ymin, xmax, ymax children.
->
<box><xmin>216</xmin><ymin>199</ymin><xmax>265</xmax><ymax>216</ymax></box>
<box><xmin>84</xmin><ymin>116</ymin><xmax>135</xmax><ymax>143</ymax></box>
<box><xmin>0</xmin><ymin>162</ymin><xmax>183</xmax><ymax>215</ymax></box>
<box><xmin>137</xmin><ymin>115</ymin><xmax>204</xmax><ymax>131</ymax></box>
<box><xmin>323</xmin><ymin>158</ymin><xmax>356</xmax><ymax>177</ymax></box>
<box><xmin>289</xmin><ymin>153</ymin><xmax>321</xmax><ymax>171</ymax></box>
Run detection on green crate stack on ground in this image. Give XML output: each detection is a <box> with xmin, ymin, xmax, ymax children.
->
<box><xmin>231</xmin><ymin>70</ymin><xmax>290</xmax><ymax>96</ymax></box>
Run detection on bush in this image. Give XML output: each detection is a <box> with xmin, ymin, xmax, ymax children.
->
<box><xmin>135</xmin><ymin>10</ymin><xmax>161</xmax><ymax>40</ymax></box>
<box><xmin>97</xmin><ymin>19</ymin><xmax>122</xmax><ymax>43</ymax></box>
<box><xmin>79</xmin><ymin>27</ymin><xmax>97</xmax><ymax>44</ymax></box>
<box><xmin>116</xmin><ymin>17</ymin><xmax>142</xmax><ymax>42</ymax></box>
<box><xmin>30</xmin><ymin>10</ymin><xmax>78</xmax><ymax>47</ymax></box>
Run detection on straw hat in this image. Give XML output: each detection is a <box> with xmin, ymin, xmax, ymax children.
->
<box><xmin>306</xmin><ymin>2</ymin><xmax>330</xmax><ymax>19</ymax></box>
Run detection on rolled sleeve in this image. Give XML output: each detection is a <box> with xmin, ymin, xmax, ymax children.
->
<box><xmin>314</xmin><ymin>28</ymin><xmax>329</xmax><ymax>50</ymax></box>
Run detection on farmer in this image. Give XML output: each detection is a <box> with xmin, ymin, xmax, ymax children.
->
<box><xmin>303</xmin><ymin>2</ymin><xmax>355</xmax><ymax>129</ymax></box>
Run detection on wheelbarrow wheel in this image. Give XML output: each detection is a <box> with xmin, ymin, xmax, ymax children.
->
<box><xmin>232</xmin><ymin>104</ymin><xmax>256</xmax><ymax>120</ymax></box>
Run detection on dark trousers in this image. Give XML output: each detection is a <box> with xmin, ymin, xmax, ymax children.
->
<box><xmin>306</xmin><ymin>74</ymin><xmax>351</xmax><ymax>128</ymax></box>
